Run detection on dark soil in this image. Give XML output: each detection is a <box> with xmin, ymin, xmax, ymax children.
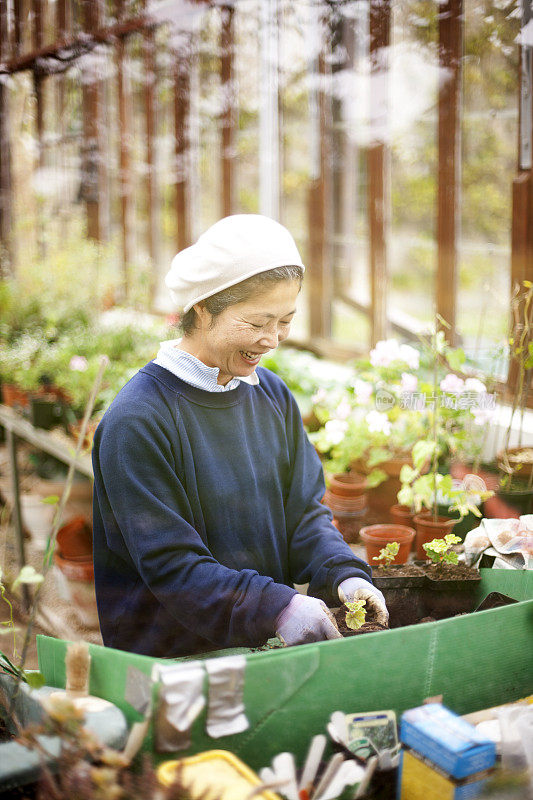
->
<box><xmin>373</xmin><ymin>564</ymin><xmax>425</xmax><ymax>578</ymax></box>
<box><xmin>332</xmin><ymin>607</ymin><xmax>389</xmax><ymax>637</ymax></box>
<box><xmin>424</xmin><ymin>562</ymin><xmax>480</xmax><ymax>581</ymax></box>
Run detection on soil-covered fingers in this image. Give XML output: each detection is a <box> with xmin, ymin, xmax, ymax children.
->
<box><xmin>364</xmin><ymin>595</ymin><xmax>389</xmax><ymax>626</ymax></box>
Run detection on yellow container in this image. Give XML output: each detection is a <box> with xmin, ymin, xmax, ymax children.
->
<box><xmin>157</xmin><ymin>750</ymin><xmax>283</xmax><ymax>800</ymax></box>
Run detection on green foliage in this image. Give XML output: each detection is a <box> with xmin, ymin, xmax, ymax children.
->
<box><xmin>345</xmin><ymin>599</ymin><xmax>367</xmax><ymax>631</ymax></box>
<box><xmin>423</xmin><ymin>534</ymin><xmax>462</xmax><ymax>565</ymax></box>
<box><xmin>0</xmin><ymin>565</ymin><xmax>45</xmax><ymax>687</ymax></box>
<box><xmin>372</xmin><ymin>542</ymin><xmax>399</xmax><ymax>569</ymax></box>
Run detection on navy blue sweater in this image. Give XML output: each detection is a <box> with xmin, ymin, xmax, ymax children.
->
<box><xmin>92</xmin><ymin>362</ymin><xmax>372</xmax><ymax>656</ymax></box>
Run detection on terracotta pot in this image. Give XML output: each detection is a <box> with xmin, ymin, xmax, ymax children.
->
<box><xmin>496</xmin><ymin>447</ymin><xmax>533</xmax><ymax>482</ymax></box>
<box><xmin>53</xmin><ymin>550</ymin><xmax>93</xmax><ymax>581</ymax></box>
<box><xmin>53</xmin><ymin>551</ymin><xmax>97</xmax><ymax>628</ymax></box>
<box><xmin>56</xmin><ymin>516</ymin><xmax>93</xmax><ymax>560</ymax></box>
<box><xmin>323</xmin><ymin>473</ymin><xmax>368</xmax><ymax>515</ymax></box>
<box><xmin>390</xmin><ymin>504</ymin><xmax>415</xmax><ymax>528</ymax></box>
<box><xmin>359</xmin><ymin>524</ymin><xmax>415</xmax><ymax>565</ymax></box>
<box><xmin>412</xmin><ymin>513</ymin><xmax>457</xmax><ymax>560</ymax></box>
<box><xmin>355</xmin><ymin>454</ymin><xmax>428</xmax><ymax>519</ymax></box>
<box><xmin>2</xmin><ymin>383</ymin><xmax>30</xmax><ymax>410</ymax></box>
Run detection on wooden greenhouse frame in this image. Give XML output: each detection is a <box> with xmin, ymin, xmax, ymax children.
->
<box><xmin>0</xmin><ymin>0</ymin><xmax>532</xmax><ymax>381</ymax></box>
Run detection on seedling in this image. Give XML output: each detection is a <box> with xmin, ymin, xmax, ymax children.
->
<box><xmin>423</xmin><ymin>534</ymin><xmax>462</xmax><ymax>565</ymax></box>
<box><xmin>345</xmin><ymin>599</ymin><xmax>367</xmax><ymax>630</ymax></box>
<box><xmin>372</xmin><ymin>541</ymin><xmax>399</xmax><ymax>569</ymax></box>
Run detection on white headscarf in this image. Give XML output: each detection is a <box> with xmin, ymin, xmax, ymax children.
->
<box><xmin>165</xmin><ymin>214</ymin><xmax>305</xmax><ymax>312</ymax></box>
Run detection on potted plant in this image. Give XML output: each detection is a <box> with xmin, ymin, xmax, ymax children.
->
<box><xmin>494</xmin><ymin>281</ymin><xmax>533</xmax><ymax>514</ymax></box>
<box><xmin>331</xmin><ymin>599</ymin><xmax>388</xmax><ymax>636</ymax></box>
<box><xmin>368</xmin><ymin>540</ymin><xmax>427</xmax><ymax>628</ymax></box>
<box><xmin>397</xmin><ymin>321</ymin><xmax>494</xmax><ymax>557</ymax></box>
<box><xmin>359</xmin><ymin>524</ymin><xmax>415</xmax><ymax>565</ymax></box>
<box><xmin>421</xmin><ymin>535</ymin><xmax>481</xmax><ymax>618</ymax></box>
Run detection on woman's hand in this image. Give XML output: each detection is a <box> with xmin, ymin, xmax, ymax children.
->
<box><xmin>275</xmin><ymin>594</ymin><xmax>342</xmax><ymax>646</ymax></box>
<box><xmin>338</xmin><ymin>578</ymin><xmax>389</xmax><ymax>626</ymax></box>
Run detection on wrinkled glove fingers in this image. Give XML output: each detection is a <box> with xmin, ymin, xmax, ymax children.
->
<box><xmin>364</xmin><ymin>595</ymin><xmax>389</xmax><ymax>626</ymax></box>
<box><xmin>320</xmin><ymin>604</ymin><xmax>342</xmax><ymax>640</ymax></box>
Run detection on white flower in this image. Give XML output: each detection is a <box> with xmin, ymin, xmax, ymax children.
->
<box><xmin>353</xmin><ymin>379</ymin><xmax>373</xmax><ymax>404</ymax></box>
<box><xmin>399</xmin><ymin>344</ymin><xmax>420</xmax><ymax>370</ymax></box>
<box><xmin>69</xmin><ymin>356</ymin><xmax>88</xmax><ymax>372</ymax></box>
<box><xmin>401</xmin><ymin>372</ymin><xmax>418</xmax><ymax>392</ymax></box>
<box><xmin>365</xmin><ymin>410</ymin><xmax>392</xmax><ymax>436</ymax></box>
<box><xmin>311</xmin><ymin>388</ymin><xmax>327</xmax><ymax>405</ymax></box>
<box><xmin>471</xmin><ymin>407</ymin><xmax>495</xmax><ymax>426</ymax></box>
<box><xmin>324</xmin><ymin>419</ymin><xmax>348</xmax><ymax>445</ymax></box>
<box><xmin>440</xmin><ymin>373</ymin><xmax>464</xmax><ymax>393</ymax></box>
<box><xmin>369</xmin><ymin>338</ymin><xmax>420</xmax><ymax>370</ymax></box>
<box><xmin>464</xmin><ymin>377</ymin><xmax>487</xmax><ymax>393</ymax></box>
<box><xmin>369</xmin><ymin>338</ymin><xmax>402</xmax><ymax>367</ymax></box>
<box><xmin>336</xmin><ymin>399</ymin><xmax>352</xmax><ymax>420</ymax></box>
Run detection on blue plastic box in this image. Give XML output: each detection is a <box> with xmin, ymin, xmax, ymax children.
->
<box><xmin>399</xmin><ymin>704</ymin><xmax>496</xmax><ymax>779</ymax></box>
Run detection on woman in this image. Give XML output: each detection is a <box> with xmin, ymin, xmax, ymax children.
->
<box><xmin>92</xmin><ymin>214</ymin><xmax>387</xmax><ymax>657</ymax></box>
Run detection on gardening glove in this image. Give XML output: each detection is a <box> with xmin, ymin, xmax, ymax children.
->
<box><xmin>338</xmin><ymin>578</ymin><xmax>389</xmax><ymax>627</ymax></box>
<box><xmin>275</xmin><ymin>594</ymin><xmax>342</xmax><ymax>646</ymax></box>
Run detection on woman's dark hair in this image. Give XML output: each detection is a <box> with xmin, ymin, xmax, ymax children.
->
<box><xmin>179</xmin><ymin>265</ymin><xmax>304</xmax><ymax>335</ymax></box>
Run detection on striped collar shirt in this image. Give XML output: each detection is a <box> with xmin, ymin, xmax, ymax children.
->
<box><xmin>154</xmin><ymin>339</ymin><xmax>260</xmax><ymax>392</ymax></box>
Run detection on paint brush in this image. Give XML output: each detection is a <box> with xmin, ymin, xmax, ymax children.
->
<box><xmin>298</xmin><ymin>734</ymin><xmax>327</xmax><ymax>793</ymax></box>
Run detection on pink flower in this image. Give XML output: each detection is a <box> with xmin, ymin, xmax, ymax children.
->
<box><xmin>472</xmin><ymin>407</ymin><xmax>495</xmax><ymax>426</ymax></box>
<box><xmin>370</xmin><ymin>339</ymin><xmax>401</xmax><ymax>367</ymax></box>
<box><xmin>336</xmin><ymin>399</ymin><xmax>352</xmax><ymax>420</ymax></box>
<box><xmin>401</xmin><ymin>372</ymin><xmax>418</xmax><ymax>392</ymax></box>
<box><xmin>69</xmin><ymin>356</ymin><xmax>88</xmax><ymax>372</ymax></box>
<box><xmin>440</xmin><ymin>373</ymin><xmax>464</xmax><ymax>394</ymax></box>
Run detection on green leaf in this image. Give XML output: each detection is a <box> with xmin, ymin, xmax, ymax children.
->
<box><xmin>12</xmin><ymin>565</ymin><xmax>44</xmax><ymax>590</ymax></box>
<box><xmin>25</xmin><ymin>671</ymin><xmax>46</xmax><ymax>689</ymax></box>
<box><xmin>367</xmin><ymin>448</ymin><xmax>392</xmax><ymax>468</ymax></box>
<box><xmin>345</xmin><ymin>600</ymin><xmax>366</xmax><ymax>630</ymax></box>
<box><xmin>400</xmin><ymin>464</ymin><xmax>417</xmax><ymax>485</ymax></box>
<box><xmin>366</xmin><ymin>469</ymin><xmax>388</xmax><ymax>488</ymax></box>
<box><xmin>41</xmin><ymin>495</ymin><xmax>59</xmax><ymax>505</ymax></box>
<box><xmin>0</xmin><ymin>624</ymin><xmax>21</xmax><ymax>635</ymax></box>
<box><xmin>446</xmin><ymin>348</ymin><xmax>465</xmax><ymax>371</ymax></box>
<box><xmin>412</xmin><ymin>440</ymin><xmax>436</xmax><ymax>471</ymax></box>
<box><xmin>397</xmin><ymin>485</ymin><xmax>414</xmax><ymax>507</ymax></box>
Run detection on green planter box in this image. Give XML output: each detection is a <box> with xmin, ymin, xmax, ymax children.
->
<box><xmin>36</xmin><ymin>570</ymin><xmax>533</xmax><ymax>772</ymax></box>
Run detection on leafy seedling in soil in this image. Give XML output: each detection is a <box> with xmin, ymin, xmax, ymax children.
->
<box><xmin>423</xmin><ymin>534</ymin><xmax>461</xmax><ymax>565</ymax></box>
<box><xmin>372</xmin><ymin>542</ymin><xmax>399</xmax><ymax>569</ymax></box>
<box><xmin>344</xmin><ymin>600</ymin><xmax>367</xmax><ymax>631</ymax></box>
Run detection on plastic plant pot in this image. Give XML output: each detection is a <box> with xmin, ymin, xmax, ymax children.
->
<box><xmin>422</xmin><ymin>564</ymin><xmax>481</xmax><ymax>619</ymax></box>
<box><xmin>29</xmin><ymin>396</ymin><xmax>65</xmax><ymax>430</ymax></box>
<box><xmin>359</xmin><ymin>524</ymin><xmax>415</xmax><ymax>565</ymax></box>
<box><xmin>412</xmin><ymin>513</ymin><xmax>457</xmax><ymax>560</ymax></box>
<box><xmin>371</xmin><ymin>563</ymin><xmax>427</xmax><ymax>629</ymax></box>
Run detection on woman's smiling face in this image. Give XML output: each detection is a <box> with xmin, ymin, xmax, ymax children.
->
<box><xmin>184</xmin><ymin>279</ymin><xmax>301</xmax><ymax>385</ymax></box>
